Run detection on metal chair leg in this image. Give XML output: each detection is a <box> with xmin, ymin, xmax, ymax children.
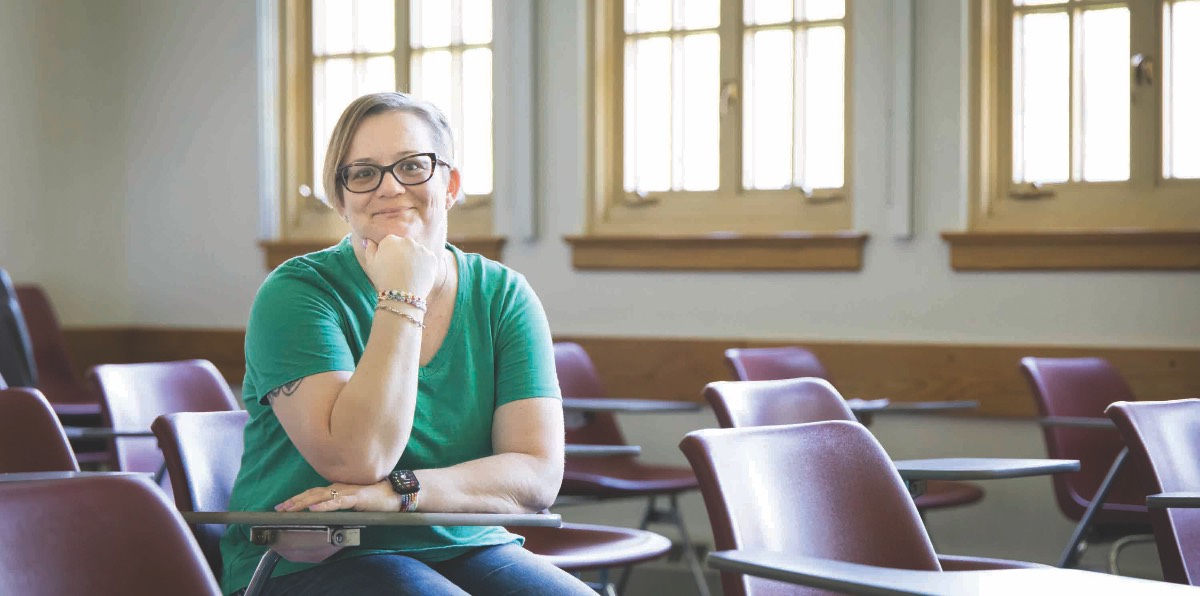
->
<box><xmin>1108</xmin><ymin>533</ymin><xmax>1156</xmax><ymax>575</ymax></box>
<box><xmin>243</xmin><ymin>549</ymin><xmax>282</xmax><ymax>596</ymax></box>
<box><xmin>615</xmin><ymin>494</ymin><xmax>710</xmax><ymax>596</ymax></box>
<box><xmin>1058</xmin><ymin>447</ymin><xmax>1129</xmax><ymax>568</ymax></box>
<box><xmin>667</xmin><ymin>494</ymin><xmax>711</xmax><ymax>596</ymax></box>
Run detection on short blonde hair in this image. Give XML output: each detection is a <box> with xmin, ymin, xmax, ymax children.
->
<box><xmin>321</xmin><ymin>92</ymin><xmax>455</xmax><ymax>210</ymax></box>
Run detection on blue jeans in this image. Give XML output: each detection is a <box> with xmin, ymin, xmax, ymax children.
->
<box><xmin>251</xmin><ymin>543</ymin><xmax>595</xmax><ymax>596</ymax></box>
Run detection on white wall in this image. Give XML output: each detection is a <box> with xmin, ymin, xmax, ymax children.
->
<box><xmin>117</xmin><ymin>0</ymin><xmax>262</xmax><ymax>327</ymax></box>
<box><xmin>0</xmin><ymin>0</ymin><xmax>42</xmax><ymax>281</ymax></box>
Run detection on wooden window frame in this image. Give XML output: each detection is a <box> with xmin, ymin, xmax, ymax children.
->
<box><xmin>949</xmin><ymin>0</ymin><xmax>1200</xmax><ymax>270</ymax></box>
<box><xmin>272</xmin><ymin>0</ymin><xmax>495</xmax><ymax>258</ymax></box>
<box><xmin>573</xmin><ymin>0</ymin><xmax>863</xmax><ymax>271</ymax></box>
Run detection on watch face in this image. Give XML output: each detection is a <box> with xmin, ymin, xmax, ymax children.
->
<box><xmin>390</xmin><ymin>470</ymin><xmax>420</xmax><ymax>494</ymax></box>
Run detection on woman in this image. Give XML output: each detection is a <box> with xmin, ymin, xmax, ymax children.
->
<box><xmin>221</xmin><ymin>92</ymin><xmax>591</xmax><ymax>595</ymax></box>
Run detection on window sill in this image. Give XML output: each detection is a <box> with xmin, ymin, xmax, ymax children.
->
<box><xmin>941</xmin><ymin>230</ymin><xmax>1200</xmax><ymax>271</ymax></box>
<box><xmin>564</xmin><ymin>233</ymin><xmax>868</xmax><ymax>271</ymax></box>
<box><xmin>259</xmin><ymin>236</ymin><xmax>508</xmax><ymax>270</ymax></box>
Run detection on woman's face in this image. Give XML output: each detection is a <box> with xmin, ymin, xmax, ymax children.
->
<box><xmin>337</xmin><ymin>111</ymin><xmax>459</xmax><ymax>250</ymax></box>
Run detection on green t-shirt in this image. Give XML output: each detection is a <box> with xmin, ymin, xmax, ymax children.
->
<box><xmin>220</xmin><ymin>237</ymin><xmax>561</xmax><ymax>595</ymax></box>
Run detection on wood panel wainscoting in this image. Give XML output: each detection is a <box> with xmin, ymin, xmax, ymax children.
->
<box><xmin>61</xmin><ymin>329</ymin><xmax>1199</xmax><ymax>418</ymax></box>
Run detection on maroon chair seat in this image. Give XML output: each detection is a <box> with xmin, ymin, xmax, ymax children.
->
<box><xmin>680</xmin><ymin>420</ymin><xmax>1046</xmax><ymax>596</ymax></box>
<box><xmin>723</xmin><ymin>347</ymin><xmax>986</xmax><ymax>517</ymax></box>
<box><xmin>519</xmin><ymin>522</ymin><xmax>671</xmax><ymax>571</ymax></box>
<box><xmin>91</xmin><ymin>359</ymin><xmax>240</xmax><ymax>487</ymax></box>
<box><xmin>154</xmin><ymin>410</ymin><xmax>673</xmax><ymax>591</ymax></box>
<box><xmin>0</xmin><ymin>475</ymin><xmax>220</xmax><ymax>596</ymax></box>
<box><xmin>1021</xmin><ymin>357</ymin><xmax>1155</xmax><ymax>567</ymax></box>
<box><xmin>1107</xmin><ymin>399</ymin><xmax>1200</xmax><ymax>585</ymax></box>
<box><xmin>0</xmin><ymin>387</ymin><xmax>79</xmax><ymax>473</ymax></box>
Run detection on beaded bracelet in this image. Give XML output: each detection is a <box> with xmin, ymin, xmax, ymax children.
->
<box><xmin>375</xmin><ymin>304</ymin><xmax>426</xmax><ymax>329</ymax></box>
<box><xmin>377</xmin><ymin>290</ymin><xmax>427</xmax><ymax>312</ymax></box>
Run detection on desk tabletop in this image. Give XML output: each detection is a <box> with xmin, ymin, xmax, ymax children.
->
<box><xmin>0</xmin><ymin>471</ymin><xmax>150</xmax><ymax>483</ymax></box>
<box><xmin>1038</xmin><ymin>416</ymin><xmax>1116</xmax><ymax>429</ymax></box>
<box><xmin>846</xmin><ymin>399</ymin><xmax>978</xmax><ymax>414</ymax></box>
<box><xmin>1148</xmin><ymin>492</ymin><xmax>1200</xmax><ymax>508</ymax></box>
<box><xmin>61</xmin><ymin>426</ymin><xmax>156</xmax><ymax>439</ymax></box>
<box><xmin>565</xmin><ymin>444</ymin><xmax>641</xmax><ymax>457</ymax></box>
<box><xmin>561</xmin><ymin>397</ymin><xmax>704</xmax><ymax>413</ymax></box>
<box><xmin>707</xmin><ymin>550</ymin><xmax>1197</xmax><ymax>595</ymax></box>
<box><xmin>182</xmin><ymin>511</ymin><xmax>562</xmax><ymax>527</ymax></box>
<box><xmin>893</xmin><ymin>458</ymin><xmax>1079</xmax><ymax>481</ymax></box>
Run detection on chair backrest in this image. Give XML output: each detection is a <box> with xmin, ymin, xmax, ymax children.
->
<box><xmin>0</xmin><ymin>475</ymin><xmax>221</xmax><ymax>596</ymax></box>
<box><xmin>152</xmin><ymin>410</ymin><xmax>249</xmax><ymax>577</ymax></box>
<box><xmin>724</xmin><ymin>346</ymin><xmax>831</xmax><ymax>382</ymax></box>
<box><xmin>0</xmin><ymin>270</ymin><xmax>38</xmax><ymax>387</ymax></box>
<box><xmin>704</xmin><ymin>377</ymin><xmax>855</xmax><ymax>428</ymax></box>
<box><xmin>1107</xmin><ymin>399</ymin><xmax>1200</xmax><ymax>585</ymax></box>
<box><xmin>680</xmin><ymin>420</ymin><xmax>940</xmax><ymax>596</ymax></box>
<box><xmin>14</xmin><ymin>284</ymin><xmax>104</xmax><ymax>408</ymax></box>
<box><xmin>90</xmin><ymin>359</ymin><xmax>240</xmax><ymax>475</ymax></box>
<box><xmin>1020</xmin><ymin>357</ymin><xmax>1154</xmax><ymax>522</ymax></box>
<box><xmin>0</xmin><ymin>387</ymin><xmax>79</xmax><ymax>473</ymax></box>
<box><xmin>554</xmin><ymin>342</ymin><xmax>627</xmax><ymax>446</ymax></box>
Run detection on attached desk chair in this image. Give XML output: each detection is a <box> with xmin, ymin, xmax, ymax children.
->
<box><xmin>6</xmin><ymin>280</ymin><xmax>110</xmax><ymax>465</ymax></box>
<box><xmin>1021</xmin><ymin>356</ymin><xmax>1155</xmax><ymax>570</ymax></box>
<box><xmin>680</xmin><ymin>420</ymin><xmax>1050</xmax><ymax>596</ymax></box>
<box><xmin>554</xmin><ymin>341</ymin><xmax>710</xmax><ymax>596</ymax></box>
<box><xmin>0</xmin><ymin>474</ymin><xmax>221</xmax><ymax>596</ymax></box>
<box><xmin>153</xmin><ymin>410</ymin><xmax>669</xmax><ymax>596</ymax></box>
<box><xmin>90</xmin><ymin>359</ymin><xmax>240</xmax><ymax>489</ymax></box>
<box><xmin>1108</xmin><ymin>398</ymin><xmax>1200</xmax><ymax>586</ymax></box>
<box><xmin>0</xmin><ymin>386</ymin><xmax>79</xmax><ymax>473</ymax></box>
<box><xmin>0</xmin><ymin>269</ymin><xmax>38</xmax><ymax>391</ymax></box>
<box><xmin>723</xmin><ymin>346</ymin><xmax>986</xmax><ymax>518</ymax></box>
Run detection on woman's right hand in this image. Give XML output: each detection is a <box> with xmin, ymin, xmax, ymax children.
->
<box><xmin>362</xmin><ymin>235</ymin><xmax>440</xmax><ymax>297</ymax></box>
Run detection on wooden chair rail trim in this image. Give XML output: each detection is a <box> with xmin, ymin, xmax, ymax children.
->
<box><xmin>59</xmin><ymin>329</ymin><xmax>1200</xmax><ymax>418</ymax></box>
<box><xmin>941</xmin><ymin>230</ymin><xmax>1200</xmax><ymax>271</ymax></box>
<box><xmin>564</xmin><ymin>233</ymin><xmax>868</xmax><ymax>271</ymax></box>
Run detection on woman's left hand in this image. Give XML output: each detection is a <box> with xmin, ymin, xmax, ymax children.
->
<box><xmin>276</xmin><ymin>480</ymin><xmax>400</xmax><ymax>512</ymax></box>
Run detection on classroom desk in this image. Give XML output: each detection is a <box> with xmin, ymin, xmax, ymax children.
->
<box><xmin>848</xmin><ymin>399</ymin><xmax>978</xmax><ymax>425</ymax></box>
<box><xmin>0</xmin><ymin>471</ymin><xmax>150</xmax><ymax>483</ymax></box>
<box><xmin>181</xmin><ymin>510</ymin><xmax>562</xmax><ymax>528</ymax></box>
<box><xmin>1148</xmin><ymin>492</ymin><xmax>1200</xmax><ymax>508</ymax></box>
<box><xmin>561</xmin><ymin>397</ymin><xmax>704</xmax><ymax>413</ymax></box>
<box><xmin>706</xmin><ymin>549</ymin><xmax>1199</xmax><ymax>595</ymax></box>
<box><xmin>1038</xmin><ymin>416</ymin><xmax>1117</xmax><ymax>429</ymax></box>
<box><xmin>565</xmin><ymin>444</ymin><xmax>641</xmax><ymax>457</ymax></box>
<box><xmin>193</xmin><ymin>510</ymin><xmax>562</xmax><ymax>596</ymax></box>
<box><xmin>61</xmin><ymin>426</ymin><xmax>156</xmax><ymax>439</ymax></box>
<box><xmin>893</xmin><ymin>458</ymin><xmax>1080</xmax><ymax>499</ymax></box>
<box><xmin>847</xmin><ymin>399</ymin><xmax>978</xmax><ymax>414</ymax></box>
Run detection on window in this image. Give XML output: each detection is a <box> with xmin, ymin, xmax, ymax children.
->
<box><xmin>969</xmin><ymin>0</ymin><xmax>1200</xmax><ymax>231</ymax></box>
<box><xmin>277</xmin><ymin>0</ymin><xmax>494</xmax><ymax>243</ymax></box>
<box><xmin>586</xmin><ymin>0</ymin><xmax>853</xmax><ymax>237</ymax></box>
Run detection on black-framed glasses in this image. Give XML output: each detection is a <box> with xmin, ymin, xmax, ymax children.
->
<box><xmin>336</xmin><ymin>152</ymin><xmax>451</xmax><ymax>194</ymax></box>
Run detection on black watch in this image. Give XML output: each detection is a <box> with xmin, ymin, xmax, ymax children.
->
<box><xmin>388</xmin><ymin>469</ymin><xmax>420</xmax><ymax>495</ymax></box>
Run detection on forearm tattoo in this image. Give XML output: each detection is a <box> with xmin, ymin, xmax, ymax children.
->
<box><xmin>264</xmin><ymin>378</ymin><xmax>304</xmax><ymax>405</ymax></box>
